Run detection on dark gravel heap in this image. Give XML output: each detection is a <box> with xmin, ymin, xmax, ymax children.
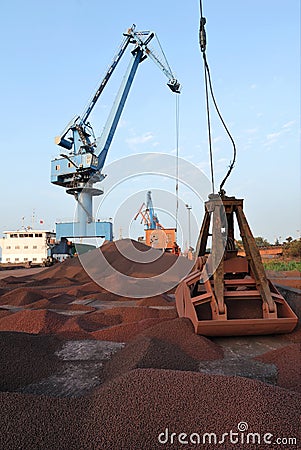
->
<box><xmin>256</xmin><ymin>343</ymin><xmax>301</xmax><ymax>392</ymax></box>
<box><xmin>91</xmin><ymin>317</ymin><xmax>169</xmax><ymax>341</ymax></box>
<box><xmin>0</xmin><ymin>332</ymin><xmax>61</xmax><ymax>391</ymax></box>
<box><xmin>0</xmin><ymin>391</ymin><xmax>86</xmax><ymax>450</ymax></box>
<box><xmin>85</xmin><ymin>369</ymin><xmax>301</xmax><ymax>450</ymax></box>
<box><xmin>77</xmin><ymin>311</ymin><xmax>122</xmax><ymax>331</ymax></box>
<box><xmin>284</xmin><ymin>324</ymin><xmax>301</xmax><ymax>343</ymax></box>
<box><xmin>0</xmin><ymin>310</ymin><xmax>12</xmax><ymax>319</ymax></box>
<box><xmin>136</xmin><ymin>295</ymin><xmax>173</xmax><ymax>306</ymax></box>
<box><xmin>0</xmin><ymin>287</ymin><xmax>49</xmax><ymax>306</ymax></box>
<box><xmin>0</xmin><ymin>309</ymin><xmax>68</xmax><ymax>334</ymax></box>
<box><xmin>0</xmin><ymin>368</ymin><xmax>300</xmax><ymax>450</ymax></box>
<box><xmin>101</xmin><ymin>335</ymin><xmax>199</xmax><ymax>382</ymax></box>
<box><xmin>140</xmin><ymin>317</ymin><xmax>224</xmax><ymax>361</ymax></box>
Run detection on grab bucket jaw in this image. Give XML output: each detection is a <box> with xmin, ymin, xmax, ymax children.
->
<box><xmin>175</xmin><ymin>195</ymin><xmax>298</xmax><ymax>337</ymax></box>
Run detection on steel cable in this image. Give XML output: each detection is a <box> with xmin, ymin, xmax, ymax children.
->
<box><xmin>199</xmin><ymin>0</ymin><xmax>237</xmax><ymax>195</ymax></box>
<box><xmin>175</xmin><ymin>94</ymin><xmax>180</xmax><ymax>231</ymax></box>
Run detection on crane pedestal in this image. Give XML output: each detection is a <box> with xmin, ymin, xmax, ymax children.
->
<box><xmin>67</xmin><ymin>183</ymin><xmax>103</xmax><ymax>233</ymax></box>
<box><xmin>175</xmin><ymin>194</ymin><xmax>297</xmax><ymax>336</ymax></box>
<box><xmin>55</xmin><ymin>184</ymin><xmax>112</xmax><ymax>241</ymax></box>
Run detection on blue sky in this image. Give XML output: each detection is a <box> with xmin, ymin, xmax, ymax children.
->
<box><xmin>0</xmin><ymin>0</ymin><xmax>300</xmax><ymax>249</ymax></box>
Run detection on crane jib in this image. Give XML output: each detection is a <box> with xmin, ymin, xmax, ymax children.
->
<box><xmin>51</xmin><ymin>24</ymin><xmax>180</xmax><ymax>241</ymax></box>
<box><xmin>81</xmin><ymin>35</ymin><xmax>132</xmax><ymax>125</ymax></box>
<box><xmin>96</xmin><ymin>48</ymin><xmax>144</xmax><ymax>172</ymax></box>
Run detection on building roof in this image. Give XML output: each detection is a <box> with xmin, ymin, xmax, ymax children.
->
<box><xmin>3</xmin><ymin>230</ymin><xmax>55</xmax><ymax>235</ymax></box>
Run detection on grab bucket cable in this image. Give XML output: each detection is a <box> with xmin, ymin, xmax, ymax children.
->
<box><xmin>199</xmin><ymin>0</ymin><xmax>237</xmax><ymax>195</ymax></box>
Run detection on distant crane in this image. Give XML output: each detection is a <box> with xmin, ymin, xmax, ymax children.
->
<box><xmin>134</xmin><ymin>191</ymin><xmax>163</xmax><ymax>230</ymax></box>
<box><xmin>51</xmin><ymin>25</ymin><xmax>180</xmax><ymax>241</ymax></box>
<box><xmin>134</xmin><ymin>191</ymin><xmax>180</xmax><ymax>254</ymax></box>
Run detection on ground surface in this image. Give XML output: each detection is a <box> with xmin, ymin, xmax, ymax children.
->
<box><xmin>0</xmin><ymin>240</ymin><xmax>300</xmax><ymax>449</ymax></box>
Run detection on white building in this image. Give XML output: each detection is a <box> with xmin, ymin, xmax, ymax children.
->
<box><xmin>0</xmin><ymin>230</ymin><xmax>55</xmax><ymax>265</ymax></box>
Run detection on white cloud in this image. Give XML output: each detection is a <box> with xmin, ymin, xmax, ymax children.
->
<box><xmin>263</xmin><ymin>120</ymin><xmax>297</xmax><ymax>148</ymax></box>
<box><xmin>170</xmin><ymin>147</ymin><xmax>182</xmax><ymax>155</ymax></box>
<box><xmin>125</xmin><ymin>131</ymin><xmax>154</xmax><ymax>147</ymax></box>
<box><xmin>152</xmin><ymin>141</ymin><xmax>160</xmax><ymax>147</ymax></box>
<box><xmin>116</xmin><ymin>119</ymin><xmax>128</xmax><ymax>129</ymax></box>
<box><xmin>195</xmin><ymin>161</ymin><xmax>209</xmax><ymax>171</ymax></box>
<box><xmin>213</xmin><ymin>136</ymin><xmax>223</xmax><ymax>144</ymax></box>
<box><xmin>263</xmin><ymin>129</ymin><xmax>284</xmax><ymax>149</ymax></box>
<box><xmin>282</xmin><ymin>120</ymin><xmax>296</xmax><ymax>129</ymax></box>
<box><xmin>183</xmin><ymin>154</ymin><xmax>195</xmax><ymax>161</ymax></box>
<box><xmin>266</xmin><ymin>131</ymin><xmax>282</xmax><ymax>141</ymax></box>
<box><xmin>244</xmin><ymin>128</ymin><xmax>258</xmax><ymax>135</ymax></box>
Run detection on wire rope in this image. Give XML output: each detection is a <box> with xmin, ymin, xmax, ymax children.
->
<box><xmin>199</xmin><ymin>0</ymin><xmax>237</xmax><ymax>195</ymax></box>
<box><xmin>175</xmin><ymin>94</ymin><xmax>180</xmax><ymax>231</ymax></box>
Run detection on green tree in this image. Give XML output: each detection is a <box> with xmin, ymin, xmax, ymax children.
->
<box><xmin>283</xmin><ymin>239</ymin><xmax>301</xmax><ymax>258</ymax></box>
<box><xmin>254</xmin><ymin>236</ymin><xmax>271</xmax><ymax>247</ymax></box>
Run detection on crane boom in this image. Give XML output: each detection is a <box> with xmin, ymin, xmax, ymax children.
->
<box><xmin>51</xmin><ymin>25</ymin><xmax>180</xmax><ymax>240</ymax></box>
<box><xmin>96</xmin><ymin>47</ymin><xmax>144</xmax><ymax>172</ymax></box>
<box><xmin>146</xmin><ymin>191</ymin><xmax>161</xmax><ymax>229</ymax></box>
<box><xmin>134</xmin><ymin>191</ymin><xmax>162</xmax><ymax>230</ymax></box>
<box><xmin>80</xmin><ymin>26</ymin><xmax>135</xmax><ymax>125</ymax></box>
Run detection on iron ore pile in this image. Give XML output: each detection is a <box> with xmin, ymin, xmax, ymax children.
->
<box><xmin>0</xmin><ymin>239</ymin><xmax>300</xmax><ymax>449</ymax></box>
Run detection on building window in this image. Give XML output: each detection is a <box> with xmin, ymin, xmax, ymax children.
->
<box><xmin>24</xmin><ymin>258</ymin><xmax>28</xmax><ymax>261</ymax></box>
<box><xmin>35</xmin><ymin>233</ymin><xmax>42</xmax><ymax>237</ymax></box>
<box><xmin>24</xmin><ymin>246</ymin><xmax>28</xmax><ymax>249</ymax></box>
<box><xmin>6</xmin><ymin>246</ymin><xmax>11</xmax><ymax>249</ymax></box>
<box><xmin>6</xmin><ymin>258</ymin><xmax>10</xmax><ymax>262</ymax></box>
<box><xmin>15</xmin><ymin>258</ymin><xmax>19</xmax><ymax>262</ymax></box>
<box><xmin>33</xmin><ymin>258</ymin><xmax>37</xmax><ymax>261</ymax></box>
<box><xmin>55</xmin><ymin>165</ymin><xmax>60</xmax><ymax>170</ymax></box>
<box><xmin>15</xmin><ymin>246</ymin><xmax>20</xmax><ymax>249</ymax></box>
<box><xmin>33</xmin><ymin>246</ymin><xmax>37</xmax><ymax>249</ymax></box>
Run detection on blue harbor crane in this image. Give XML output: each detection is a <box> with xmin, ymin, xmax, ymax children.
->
<box><xmin>134</xmin><ymin>191</ymin><xmax>163</xmax><ymax>230</ymax></box>
<box><xmin>134</xmin><ymin>191</ymin><xmax>180</xmax><ymax>254</ymax></box>
<box><xmin>51</xmin><ymin>25</ymin><xmax>180</xmax><ymax>241</ymax></box>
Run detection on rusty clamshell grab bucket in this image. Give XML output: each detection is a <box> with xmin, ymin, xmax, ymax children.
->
<box><xmin>175</xmin><ymin>195</ymin><xmax>298</xmax><ymax>337</ymax></box>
